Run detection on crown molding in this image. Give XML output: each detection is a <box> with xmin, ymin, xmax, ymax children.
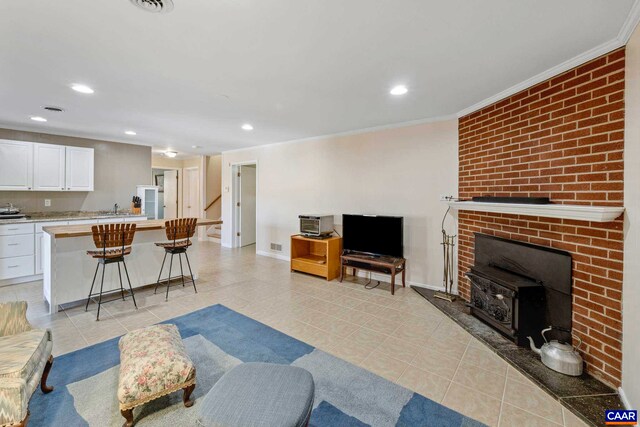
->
<box><xmin>456</xmin><ymin>38</ymin><xmax>623</xmax><ymax>118</ymax></box>
<box><xmin>457</xmin><ymin>0</ymin><xmax>640</xmax><ymax>119</ymax></box>
<box><xmin>618</xmin><ymin>0</ymin><xmax>640</xmax><ymax>43</ymax></box>
<box><xmin>222</xmin><ymin>113</ymin><xmax>457</xmax><ymax>154</ymax></box>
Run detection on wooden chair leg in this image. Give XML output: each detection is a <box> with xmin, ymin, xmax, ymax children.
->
<box><xmin>16</xmin><ymin>410</ymin><xmax>29</xmax><ymax>427</ymax></box>
<box><xmin>183</xmin><ymin>383</ymin><xmax>196</xmax><ymax>408</ymax></box>
<box><xmin>40</xmin><ymin>355</ymin><xmax>54</xmax><ymax>393</ymax></box>
<box><xmin>121</xmin><ymin>408</ymin><xmax>134</xmax><ymax>427</ymax></box>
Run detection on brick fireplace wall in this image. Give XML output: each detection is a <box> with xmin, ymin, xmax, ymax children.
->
<box><xmin>457</xmin><ymin>48</ymin><xmax>624</xmax><ymax>387</ymax></box>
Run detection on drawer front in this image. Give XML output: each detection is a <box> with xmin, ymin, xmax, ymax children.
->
<box><xmin>36</xmin><ymin>221</ymin><xmax>68</xmax><ymax>233</ymax></box>
<box><xmin>0</xmin><ymin>255</ymin><xmax>34</xmax><ymax>280</ymax></box>
<box><xmin>97</xmin><ymin>218</ymin><xmax>124</xmax><ymax>224</ymax></box>
<box><xmin>124</xmin><ymin>216</ymin><xmax>146</xmax><ymax>222</ymax></box>
<box><xmin>0</xmin><ymin>234</ymin><xmax>34</xmax><ymax>258</ymax></box>
<box><xmin>68</xmin><ymin>219</ymin><xmax>99</xmax><ymax>225</ymax></box>
<box><xmin>291</xmin><ymin>259</ymin><xmax>328</xmax><ymax>277</ymax></box>
<box><xmin>0</xmin><ymin>223</ymin><xmax>34</xmax><ymax>236</ymax></box>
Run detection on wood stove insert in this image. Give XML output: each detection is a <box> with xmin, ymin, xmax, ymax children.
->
<box><xmin>466</xmin><ymin>233</ymin><xmax>572</xmax><ymax>347</ymax></box>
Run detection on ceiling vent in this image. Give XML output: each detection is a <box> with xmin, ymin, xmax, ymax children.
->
<box><xmin>43</xmin><ymin>106</ymin><xmax>64</xmax><ymax>113</ymax></box>
<box><xmin>129</xmin><ymin>0</ymin><xmax>174</xmax><ymax>13</ymax></box>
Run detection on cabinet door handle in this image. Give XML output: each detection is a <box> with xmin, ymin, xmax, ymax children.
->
<box><xmin>7</xmin><ymin>228</ymin><xmax>19</xmax><ymax>231</ymax></box>
<box><xmin>8</xmin><ymin>243</ymin><xmax>19</xmax><ymax>246</ymax></box>
<box><xmin>8</xmin><ymin>265</ymin><xmax>19</xmax><ymax>268</ymax></box>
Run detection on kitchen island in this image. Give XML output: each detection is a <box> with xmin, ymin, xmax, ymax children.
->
<box><xmin>0</xmin><ymin>212</ymin><xmax>148</xmax><ymax>287</ymax></box>
<box><xmin>42</xmin><ymin>218</ymin><xmax>221</xmax><ymax>313</ymax></box>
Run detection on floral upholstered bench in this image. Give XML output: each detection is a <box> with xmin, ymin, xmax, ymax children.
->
<box><xmin>117</xmin><ymin>324</ymin><xmax>196</xmax><ymax>427</ymax></box>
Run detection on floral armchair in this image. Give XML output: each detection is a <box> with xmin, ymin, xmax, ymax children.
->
<box><xmin>0</xmin><ymin>301</ymin><xmax>54</xmax><ymax>427</ymax></box>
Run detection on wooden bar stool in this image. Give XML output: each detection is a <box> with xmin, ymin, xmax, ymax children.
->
<box><xmin>85</xmin><ymin>223</ymin><xmax>138</xmax><ymax>321</ymax></box>
<box><xmin>154</xmin><ymin>218</ymin><xmax>198</xmax><ymax>301</ymax></box>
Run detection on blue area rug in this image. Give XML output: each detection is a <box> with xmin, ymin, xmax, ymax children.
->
<box><xmin>30</xmin><ymin>305</ymin><xmax>485</xmax><ymax>426</ymax></box>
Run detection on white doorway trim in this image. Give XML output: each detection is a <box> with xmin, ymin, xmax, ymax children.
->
<box><xmin>230</xmin><ymin>160</ymin><xmax>258</xmax><ymax>249</ymax></box>
<box><xmin>182</xmin><ymin>166</ymin><xmax>200</xmax><ymax>218</ymax></box>
<box><xmin>151</xmin><ymin>166</ymin><xmax>180</xmax><ymax>220</ymax></box>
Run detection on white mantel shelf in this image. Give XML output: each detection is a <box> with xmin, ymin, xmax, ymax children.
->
<box><xmin>447</xmin><ymin>201</ymin><xmax>625</xmax><ymax>222</ymax></box>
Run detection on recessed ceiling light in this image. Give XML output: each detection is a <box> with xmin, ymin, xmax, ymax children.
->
<box><xmin>30</xmin><ymin>116</ymin><xmax>47</xmax><ymax>122</ymax></box>
<box><xmin>164</xmin><ymin>151</ymin><xmax>177</xmax><ymax>158</ymax></box>
<box><xmin>390</xmin><ymin>85</ymin><xmax>408</xmax><ymax>96</ymax></box>
<box><xmin>242</xmin><ymin>123</ymin><xmax>254</xmax><ymax>131</ymax></box>
<box><xmin>191</xmin><ymin>145</ymin><xmax>200</xmax><ymax>149</ymax></box>
<box><xmin>71</xmin><ymin>84</ymin><xmax>94</xmax><ymax>94</ymax></box>
<box><xmin>124</xmin><ymin>130</ymin><xmax>137</xmax><ymax>136</ymax></box>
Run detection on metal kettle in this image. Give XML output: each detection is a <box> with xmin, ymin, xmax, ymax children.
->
<box><xmin>527</xmin><ymin>326</ymin><xmax>583</xmax><ymax>376</ymax></box>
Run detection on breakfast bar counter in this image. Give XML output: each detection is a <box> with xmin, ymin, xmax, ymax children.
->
<box><xmin>42</xmin><ymin>218</ymin><xmax>221</xmax><ymax>314</ymax></box>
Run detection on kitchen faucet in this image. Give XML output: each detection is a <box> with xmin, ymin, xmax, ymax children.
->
<box><xmin>114</xmin><ymin>203</ymin><xmax>119</xmax><ymax>215</ymax></box>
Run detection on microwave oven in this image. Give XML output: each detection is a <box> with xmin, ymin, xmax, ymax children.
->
<box><xmin>299</xmin><ymin>215</ymin><xmax>334</xmax><ymax>237</ymax></box>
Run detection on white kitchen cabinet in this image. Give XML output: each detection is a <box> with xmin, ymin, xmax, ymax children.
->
<box><xmin>0</xmin><ymin>141</ymin><xmax>95</xmax><ymax>192</ymax></box>
<box><xmin>33</xmin><ymin>143</ymin><xmax>66</xmax><ymax>191</ymax></box>
<box><xmin>0</xmin><ymin>140</ymin><xmax>33</xmax><ymax>191</ymax></box>
<box><xmin>137</xmin><ymin>186</ymin><xmax>159</xmax><ymax>220</ymax></box>
<box><xmin>35</xmin><ymin>233</ymin><xmax>43</xmax><ymax>275</ymax></box>
<box><xmin>65</xmin><ymin>146</ymin><xmax>94</xmax><ymax>191</ymax></box>
<box><xmin>35</xmin><ymin>221</ymin><xmax>68</xmax><ymax>275</ymax></box>
<box><xmin>0</xmin><ymin>234</ymin><xmax>34</xmax><ymax>258</ymax></box>
<box><xmin>0</xmin><ymin>256</ymin><xmax>35</xmax><ymax>280</ymax></box>
<box><xmin>0</xmin><ymin>223</ymin><xmax>34</xmax><ymax>280</ymax></box>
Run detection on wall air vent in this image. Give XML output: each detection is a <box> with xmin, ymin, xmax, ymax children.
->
<box><xmin>129</xmin><ymin>0</ymin><xmax>174</xmax><ymax>13</ymax></box>
<box><xmin>270</xmin><ymin>243</ymin><xmax>282</xmax><ymax>252</ymax></box>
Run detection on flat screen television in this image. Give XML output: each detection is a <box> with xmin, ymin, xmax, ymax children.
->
<box><xmin>342</xmin><ymin>214</ymin><xmax>404</xmax><ymax>258</ymax></box>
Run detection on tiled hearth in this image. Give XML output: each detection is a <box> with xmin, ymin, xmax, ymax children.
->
<box><xmin>413</xmin><ymin>287</ymin><xmax>623</xmax><ymax>427</ymax></box>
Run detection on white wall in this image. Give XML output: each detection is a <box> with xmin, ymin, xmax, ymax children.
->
<box><xmin>623</xmin><ymin>27</ymin><xmax>640</xmax><ymax>409</ymax></box>
<box><xmin>221</xmin><ymin>119</ymin><xmax>458</xmax><ymax>290</ymax></box>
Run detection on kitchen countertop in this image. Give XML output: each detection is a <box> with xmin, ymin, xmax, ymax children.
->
<box><xmin>0</xmin><ymin>211</ymin><xmax>147</xmax><ymax>224</ymax></box>
<box><xmin>43</xmin><ymin>218</ymin><xmax>222</xmax><ymax>238</ymax></box>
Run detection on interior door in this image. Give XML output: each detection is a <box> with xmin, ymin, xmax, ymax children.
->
<box><xmin>163</xmin><ymin>170</ymin><xmax>178</xmax><ymax>219</ymax></box>
<box><xmin>239</xmin><ymin>165</ymin><xmax>256</xmax><ymax>247</ymax></box>
<box><xmin>182</xmin><ymin>168</ymin><xmax>200</xmax><ymax>218</ymax></box>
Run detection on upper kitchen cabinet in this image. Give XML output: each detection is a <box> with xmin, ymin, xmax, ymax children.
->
<box><xmin>0</xmin><ymin>140</ymin><xmax>94</xmax><ymax>191</ymax></box>
<box><xmin>65</xmin><ymin>146</ymin><xmax>94</xmax><ymax>191</ymax></box>
<box><xmin>33</xmin><ymin>143</ymin><xmax>66</xmax><ymax>191</ymax></box>
<box><xmin>0</xmin><ymin>140</ymin><xmax>34</xmax><ymax>191</ymax></box>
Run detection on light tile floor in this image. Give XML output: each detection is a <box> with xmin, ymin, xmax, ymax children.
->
<box><xmin>0</xmin><ymin>242</ymin><xmax>588</xmax><ymax>427</ymax></box>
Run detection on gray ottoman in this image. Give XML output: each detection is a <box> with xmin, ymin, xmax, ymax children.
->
<box><xmin>197</xmin><ymin>362</ymin><xmax>315</xmax><ymax>427</ymax></box>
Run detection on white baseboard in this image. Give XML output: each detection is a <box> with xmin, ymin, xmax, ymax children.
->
<box><xmin>0</xmin><ymin>274</ymin><xmax>43</xmax><ymax>288</ymax></box>
<box><xmin>252</xmin><ymin>251</ymin><xmax>459</xmax><ymax>293</ymax></box>
<box><xmin>619</xmin><ymin>387</ymin><xmax>633</xmax><ymax>409</ymax></box>
<box><xmin>256</xmin><ymin>250</ymin><xmax>290</xmax><ymax>262</ymax></box>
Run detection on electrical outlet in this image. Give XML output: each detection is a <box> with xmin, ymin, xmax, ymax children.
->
<box><xmin>44</xmin><ymin>199</ymin><xmax>51</xmax><ymax>207</ymax></box>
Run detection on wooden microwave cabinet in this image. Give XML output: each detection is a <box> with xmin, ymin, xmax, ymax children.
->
<box><xmin>290</xmin><ymin>235</ymin><xmax>342</xmax><ymax>280</ymax></box>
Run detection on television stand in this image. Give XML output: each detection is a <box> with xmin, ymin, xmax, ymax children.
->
<box><xmin>291</xmin><ymin>235</ymin><xmax>342</xmax><ymax>280</ymax></box>
<box><xmin>339</xmin><ymin>252</ymin><xmax>406</xmax><ymax>295</ymax></box>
